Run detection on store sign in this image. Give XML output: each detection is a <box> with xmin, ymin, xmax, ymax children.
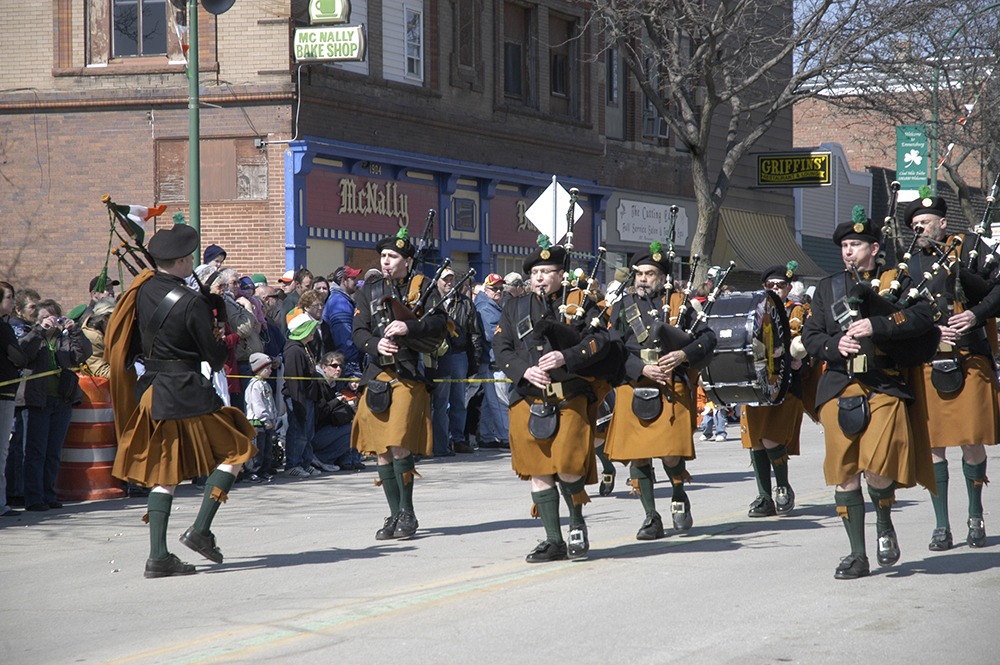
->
<box><xmin>896</xmin><ymin>125</ymin><xmax>928</xmax><ymax>190</ymax></box>
<box><xmin>615</xmin><ymin>200</ymin><xmax>689</xmax><ymax>246</ymax></box>
<box><xmin>757</xmin><ymin>152</ymin><xmax>831</xmax><ymax>187</ymax></box>
<box><xmin>338</xmin><ymin>178</ymin><xmax>409</xmax><ymax>226</ymax></box>
<box><xmin>293</xmin><ymin>26</ymin><xmax>366</xmax><ymax>62</ymax></box>
<box><xmin>309</xmin><ymin>0</ymin><xmax>351</xmax><ymax>24</ymax></box>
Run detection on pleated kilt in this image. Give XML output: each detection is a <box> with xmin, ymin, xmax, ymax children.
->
<box><xmin>740</xmin><ymin>395</ymin><xmax>804</xmax><ymax>454</ymax></box>
<box><xmin>509</xmin><ymin>394</ymin><xmax>597</xmax><ymax>483</ymax></box>
<box><xmin>112</xmin><ymin>386</ymin><xmax>257</xmax><ymax>488</ymax></box>
<box><xmin>818</xmin><ymin>382</ymin><xmax>933</xmax><ymax>490</ymax></box>
<box><xmin>604</xmin><ymin>380</ymin><xmax>696</xmax><ymax>461</ymax></box>
<box><xmin>351</xmin><ymin>371</ymin><xmax>432</xmax><ymax>456</ymax></box>
<box><xmin>906</xmin><ymin>353</ymin><xmax>1000</xmax><ymax>449</ymax></box>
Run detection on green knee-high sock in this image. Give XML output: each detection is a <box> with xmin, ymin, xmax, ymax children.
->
<box><xmin>766</xmin><ymin>444</ymin><xmax>790</xmax><ymax>489</ymax></box>
<box><xmin>663</xmin><ymin>460</ymin><xmax>688</xmax><ymax>501</ymax></box>
<box><xmin>378</xmin><ymin>463</ymin><xmax>401</xmax><ymax>516</ymax></box>
<box><xmin>867</xmin><ymin>483</ymin><xmax>896</xmax><ymax>533</ymax></box>
<box><xmin>558</xmin><ymin>477</ymin><xmax>589</xmax><ymax>528</ymax></box>
<box><xmin>147</xmin><ymin>492</ymin><xmax>173</xmax><ymax>560</ymax></box>
<box><xmin>394</xmin><ymin>456</ymin><xmax>417</xmax><ymax>512</ymax></box>
<box><xmin>751</xmin><ymin>449</ymin><xmax>772</xmax><ymax>497</ymax></box>
<box><xmin>835</xmin><ymin>489</ymin><xmax>867</xmax><ymax>555</ymax></box>
<box><xmin>963</xmin><ymin>459</ymin><xmax>987</xmax><ymax>519</ymax></box>
<box><xmin>930</xmin><ymin>460</ymin><xmax>950</xmax><ymax>529</ymax></box>
<box><xmin>192</xmin><ymin>469</ymin><xmax>236</xmax><ymax>535</ymax></box>
<box><xmin>630</xmin><ymin>464</ymin><xmax>656</xmax><ymax>514</ymax></box>
<box><xmin>532</xmin><ymin>488</ymin><xmax>563</xmax><ymax>543</ymax></box>
<box><xmin>596</xmin><ymin>442</ymin><xmax>614</xmax><ymax>475</ymax></box>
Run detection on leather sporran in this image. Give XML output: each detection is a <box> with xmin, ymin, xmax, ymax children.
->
<box><xmin>365</xmin><ymin>379</ymin><xmax>393</xmax><ymax>414</ymax></box>
<box><xmin>837</xmin><ymin>395</ymin><xmax>870</xmax><ymax>436</ymax></box>
<box><xmin>930</xmin><ymin>358</ymin><xmax>964</xmax><ymax>394</ymax></box>
<box><xmin>631</xmin><ymin>387</ymin><xmax>663</xmax><ymax>422</ymax></box>
<box><xmin>528</xmin><ymin>402</ymin><xmax>559</xmax><ymax>440</ymax></box>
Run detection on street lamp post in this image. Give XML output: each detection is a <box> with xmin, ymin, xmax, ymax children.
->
<box><xmin>929</xmin><ymin>1</ymin><xmax>1000</xmax><ymax>195</ymax></box>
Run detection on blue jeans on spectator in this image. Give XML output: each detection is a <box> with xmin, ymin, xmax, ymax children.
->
<box><xmin>24</xmin><ymin>396</ymin><xmax>73</xmax><ymax>506</ymax></box>
<box><xmin>250</xmin><ymin>427</ymin><xmax>275</xmax><ymax>474</ymax></box>
<box><xmin>477</xmin><ymin>363</ymin><xmax>509</xmax><ymax>444</ymax></box>
<box><xmin>0</xmin><ymin>400</ymin><xmax>16</xmax><ymax>511</ymax></box>
<box><xmin>5</xmin><ymin>407</ymin><xmax>26</xmax><ymax>502</ymax></box>
<box><xmin>700</xmin><ymin>408</ymin><xmax>728</xmax><ymax>439</ymax></box>
<box><xmin>284</xmin><ymin>398</ymin><xmax>315</xmax><ymax>470</ymax></box>
<box><xmin>431</xmin><ymin>352</ymin><xmax>469</xmax><ymax>454</ymax></box>
<box><xmin>313</xmin><ymin>423</ymin><xmax>352</xmax><ymax>466</ymax></box>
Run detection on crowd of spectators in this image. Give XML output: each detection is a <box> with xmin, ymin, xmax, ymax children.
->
<box><xmin>0</xmin><ymin>245</ymin><xmax>523</xmax><ymax>512</ymax></box>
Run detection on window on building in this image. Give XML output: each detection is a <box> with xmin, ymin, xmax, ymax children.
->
<box><xmin>548</xmin><ymin>13</ymin><xmax>577</xmax><ymax>117</ymax></box>
<box><xmin>112</xmin><ymin>0</ymin><xmax>168</xmax><ymax>58</ymax></box>
<box><xmin>405</xmin><ymin>6</ymin><xmax>423</xmax><ymax>80</ymax></box>
<box><xmin>450</xmin><ymin>0</ymin><xmax>483</xmax><ymax>89</ymax></box>
<box><xmin>642</xmin><ymin>57</ymin><xmax>670</xmax><ymax>140</ymax></box>
<box><xmin>156</xmin><ymin>138</ymin><xmax>268</xmax><ymax>203</ymax></box>
<box><xmin>503</xmin><ymin>2</ymin><xmax>532</xmax><ymax>103</ymax></box>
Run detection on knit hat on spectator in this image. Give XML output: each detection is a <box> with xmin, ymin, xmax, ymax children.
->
<box><xmin>288</xmin><ymin>313</ymin><xmax>318</xmax><ymax>341</ymax></box>
<box><xmin>250</xmin><ymin>273</ymin><xmax>268</xmax><ymax>286</ymax></box>
<box><xmin>249</xmin><ymin>353</ymin><xmax>272</xmax><ymax>374</ymax></box>
<box><xmin>484</xmin><ymin>273</ymin><xmax>504</xmax><ymax>288</ymax></box>
<box><xmin>278</xmin><ymin>270</ymin><xmax>295</xmax><ymax>284</ymax></box>
<box><xmin>333</xmin><ymin>265</ymin><xmax>362</xmax><ymax>284</ymax></box>
<box><xmin>203</xmin><ymin>244</ymin><xmax>227</xmax><ymax>265</ymax></box>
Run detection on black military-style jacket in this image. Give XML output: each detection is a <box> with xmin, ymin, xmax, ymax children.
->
<box><xmin>135</xmin><ymin>272</ymin><xmax>226</xmax><ymax>420</ymax></box>
<box><xmin>611</xmin><ymin>290</ymin><xmax>715</xmax><ymax>383</ymax></box>
<box><xmin>493</xmin><ymin>289</ymin><xmax>612</xmax><ymax>401</ymax></box>
<box><xmin>802</xmin><ymin>268</ymin><xmax>936</xmax><ymax>408</ymax></box>
<box><xmin>352</xmin><ymin>274</ymin><xmax>448</xmax><ymax>383</ymax></box>
<box><xmin>907</xmin><ymin>233</ymin><xmax>1000</xmax><ymax>357</ymax></box>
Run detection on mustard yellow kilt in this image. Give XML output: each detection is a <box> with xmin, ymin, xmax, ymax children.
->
<box><xmin>907</xmin><ymin>353</ymin><xmax>1000</xmax><ymax>449</ymax></box>
<box><xmin>818</xmin><ymin>382</ymin><xmax>933</xmax><ymax>490</ymax></box>
<box><xmin>351</xmin><ymin>371</ymin><xmax>433</xmax><ymax>456</ymax></box>
<box><xmin>509</xmin><ymin>395</ymin><xmax>597</xmax><ymax>483</ymax></box>
<box><xmin>604</xmin><ymin>381</ymin><xmax>696</xmax><ymax>461</ymax></box>
<box><xmin>740</xmin><ymin>395</ymin><xmax>804</xmax><ymax>454</ymax></box>
<box><xmin>112</xmin><ymin>386</ymin><xmax>257</xmax><ymax>488</ymax></box>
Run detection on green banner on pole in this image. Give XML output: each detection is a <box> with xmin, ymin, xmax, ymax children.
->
<box><xmin>896</xmin><ymin>125</ymin><xmax>928</xmax><ymax>190</ymax></box>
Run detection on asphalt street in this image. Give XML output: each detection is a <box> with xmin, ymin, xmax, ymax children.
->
<box><xmin>1</xmin><ymin>418</ymin><xmax>998</xmax><ymax>664</ymax></box>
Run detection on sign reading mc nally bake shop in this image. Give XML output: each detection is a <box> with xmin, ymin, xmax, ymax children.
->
<box><xmin>294</xmin><ymin>0</ymin><xmax>366</xmax><ymax>62</ymax></box>
<box><xmin>756</xmin><ymin>152</ymin><xmax>831</xmax><ymax>187</ymax></box>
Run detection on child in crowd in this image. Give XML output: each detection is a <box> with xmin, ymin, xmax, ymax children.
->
<box><xmin>699</xmin><ymin>398</ymin><xmax>728</xmax><ymax>442</ymax></box>
<box><xmin>244</xmin><ymin>353</ymin><xmax>278</xmax><ymax>481</ymax></box>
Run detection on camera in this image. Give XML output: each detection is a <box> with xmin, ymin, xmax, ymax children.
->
<box><xmin>54</xmin><ymin>317</ymin><xmax>66</xmax><ymax>326</ymax></box>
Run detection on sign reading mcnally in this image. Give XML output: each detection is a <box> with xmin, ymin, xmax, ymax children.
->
<box><xmin>757</xmin><ymin>152</ymin><xmax>831</xmax><ymax>187</ymax></box>
<box><xmin>293</xmin><ymin>26</ymin><xmax>366</xmax><ymax>62</ymax></box>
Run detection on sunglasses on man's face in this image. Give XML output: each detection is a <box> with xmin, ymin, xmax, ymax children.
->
<box><xmin>327</xmin><ymin>363</ymin><xmax>342</xmax><ymax>369</ymax></box>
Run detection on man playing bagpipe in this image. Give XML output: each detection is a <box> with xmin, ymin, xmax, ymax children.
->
<box><xmin>739</xmin><ymin>261</ymin><xmax>816</xmax><ymax>518</ymax></box>
<box><xmin>900</xmin><ymin>190</ymin><xmax>1000</xmax><ymax>551</ymax></box>
<box><xmin>350</xmin><ymin>228</ymin><xmax>449</xmax><ymax>541</ymax></box>
<box><xmin>493</xmin><ymin>238</ymin><xmax>622</xmax><ymax>562</ymax></box>
<box><xmin>802</xmin><ymin>207</ymin><xmax>939</xmax><ymax>579</ymax></box>
<box><xmin>603</xmin><ymin>243</ymin><xmax>716</xmax><ymax>540</ymax></box>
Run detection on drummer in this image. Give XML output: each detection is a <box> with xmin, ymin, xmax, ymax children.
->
<box><xmin>739</xmin><ymin>262</ymin><xmax>815</xmax><ymax>517</ymax></box>
<box><xmin>603</xmin><ymin>243</ymin><xmax>716</xmax><ymax>540</ymax></box>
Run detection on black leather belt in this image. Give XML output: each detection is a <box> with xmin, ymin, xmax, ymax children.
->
<box><xmin>144</xmin><ymin>359</ymin><xmax>201</xmax><ymax>372</ymax></box>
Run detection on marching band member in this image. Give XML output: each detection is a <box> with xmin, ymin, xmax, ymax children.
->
<box><xmin>350</xmin><ymin>228</ymin><xmax>448</xmax><ymax>541</ymax></box>
<box><xmin>802</xmin><ymin>207</ymin><xmax>938</xmax><ymax>579</ymax></box>
<box><xmin>901</xmin><ymin>192</ymin><xmax>1000</xmax><ymax>550</ymax></box>
<box><xmin>603</xmin><ymin>244</ymin><xmax>716</xmax><ymax>540</ymax></box>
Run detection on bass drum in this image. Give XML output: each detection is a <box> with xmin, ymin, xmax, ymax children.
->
<box><xmin>699</xmin><ymin>290</ymin><xmax>791</xmax><ymax>407</ymax></box>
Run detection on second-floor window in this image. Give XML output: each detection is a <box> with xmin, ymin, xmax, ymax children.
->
<box><xmin>112</xmin><ymin>0</ymin><xmax>168</xmax><ymax>58</ymax></box>
<box><xmin>405</xmin><ymin>6</ymin><xmax>423</xmax><ymax>80</ymax></box>
<box><xmin>503</xmin><ymin>2</ymin><xmax>532</xmax><ymax>102</ymax></box>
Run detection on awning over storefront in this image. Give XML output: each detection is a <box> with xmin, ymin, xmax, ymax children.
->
<box><xmin>712</xmin><ymin>208</ymin><xmax>825</xmax><ymax>280</ymax></box>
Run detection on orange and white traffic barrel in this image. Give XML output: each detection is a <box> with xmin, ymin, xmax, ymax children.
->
<box><xmin>55</xmin><ymin>375</ymin><xmax>125</xmax><ymax>501</ymax></box>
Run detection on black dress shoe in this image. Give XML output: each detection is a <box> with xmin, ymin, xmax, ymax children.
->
<box><xmin>375</xmin><ymin>514</ymin><xmax>399</xmax><ymax>540</ymax></box>
<box><xmin>928</xmin><ymin>527</ymin><xmax>953</xmax><ymax>551</ymax></box>
<box><xmin>47</xmin><ymin>501</ymin><xmax>64</xmax><ymax>509</ymax></box>
<box><xmin>525</xmin><ymin>540</ymin><xmax>568</xmax><ymax>563</ymax></box>
<box><xmin>598</xmin><ymin>470</ymin><xmax>616</xmax><ymax>497</ymax></box>
<box><xmin>179</xmin><ymin>527</ymin><xmax>224</xmax><ymax>563</ymax></box>
<box><xmin>877</xmin><ymin>529</ymin><xmax>901</xmax><ymax>566</ymax></box>
<box><xmin>144</xmin><ymin>553</ymin><xmax>197</xmax><ymax>579</ymax></box>
<box><xmin>567</xmin><ymin>525</ymin><xmax>590</xmax><ymax>559</ymax></box>
<box><xmin>967</xmin><ymin>517</ymin><xmax>986</xmax><ymax>548</ymax></box>
<box><xmin>394</xmin><ymin>510</ymin><xmax>418</xmax><ymax>539</ymax></box>
<box><xmin>747</xmin><ymin>495</ymin><xmax>776</xmax><ymax>518</ymax></box>
<box><xmin>636</xmin><ymin>511</ymin><xmax>665</xmax><ymax>541</ymax></box>
<box><xmin>453</xmin><ymin>441</ymin><xmax>476</xmax><ymax>454</ymax></box>
<box><xmin>25</xmin><ymin>503</ymin><xmax>49</xmax><ymax>512</ymax></box>
<box><xmin>834</xmin><ymin>553</ymin><xmax>871</xmax><ymax>580</ymax></box>
<box><xmin>671</xmin><ymin>497</ymin><xmax>693</xmax><ymax>531</ymax></box>
<box><xmin>774</xmin><ymin>486</ymin><xmax>795</xmax><ymax>515</ymax></box>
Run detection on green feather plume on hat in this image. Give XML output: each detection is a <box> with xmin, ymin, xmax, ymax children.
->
<box><xmin>649</xmin><ymin>241</ymin><xmax>662</xmax><ymax>254</ymax></box>
<box><xmin>537</xmin><ymin>234</ymin><xmax>551</xmax><ymax>250</ymax></box>
<box><xmin>172</xmin><ymin>211</ymin><xmax>186</xmax><ymax>225</ymax></box>
<box><xmin>785</xmin><ymin>260</ymin><xmax>798</xmax><ymax>273</ymax></box>
<box><xmin>852</xmin><ymin>205</ymin><xmax>867</xmax><ymax>224</ymax></box>
<box><xmin>918</xmin><ymin>185</ymin><xmax>933</xmax><ymax>199</ymax></box>
<box><xmin>396</xmin><ymin>227</ymin><xmax>409</xmax><ymax>240</ymax></box>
